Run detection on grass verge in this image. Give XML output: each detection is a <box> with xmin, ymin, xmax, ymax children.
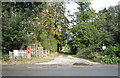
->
<box><xmin>2</xmin><ymin>52</ymin><xmax>61</xmax><ymax>65</ymax></box>
<box><xmin>72</xmin><ymin>55</ymin><xmax>99</xmax><ymax>63</ymax></box>
<box><xmin>2</xmin><ymin>56</ymin><xmax>53</xmax><ymax>65</ymax></box>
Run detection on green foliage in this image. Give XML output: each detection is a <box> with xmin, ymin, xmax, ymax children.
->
<box><xmin>31</xmin><ymin>54</ymin><xmax>36</xmax><ymax>57</ymax></box>
<box><xmin>103</xmin><ymin>45</ymin><xmax>119</xmax><ymax>56</ymax></box>
<box><xmin>68</xmin><ymin>2</ymin><xmax>101</xmax><ymax>53</ymax></box>
<box><xmin>61</xmin><ymin>45</ymin><xmax>70</xmax><ymax>54</ymax></box>
<box><xmin>77</xmin><ymin>45</ymin><xmax>101</xmax><ymax>61</ymax></box>
<box><xmin>33</xmin><ymin>2</ymin><xmax>68</xmax><ymax>52</ymax></box>
<box><xmin>100</xmin><ymin>55</ymin><xmax>120</xmax><ymax>64</ymax></box>
<box><xmin>40</xmin><ymin>33</ymin><xmax>57</xmax><ymax>52</ymax></box>
<box><xmin>67</xmin><ymin>2</ymin><xmax>120</xmax><ymax>64</ymax></box>
<box><xmin>2</xmin><ymin>54</ymin><xmax>10</xmax><ymax>61</ymax></box>
<box><xmin>77</xmin><ymin>44</ymin><xmax>120</xmax><ymax>64</ymax></box>
<box><xmin>2</xmin><ymin>2</ymin><xmax>46</xmax><ymax>53</ymax></box>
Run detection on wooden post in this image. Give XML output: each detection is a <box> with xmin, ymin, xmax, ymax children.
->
<box><xmin>36</xmin><ymin>44</ymin><xmax>38</xmax><ymax>56</ymax></box>
<box><xmin>38</xmin><ymin>47</ymin><xmax>43</xmax><ymax>57</ymax></box>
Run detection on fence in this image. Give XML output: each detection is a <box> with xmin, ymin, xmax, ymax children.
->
<box><xmin>9</xmin><ymin>47</ymin><xmax>48</xmax><ymax>58</ymax></box>
<box><xmin>9</xmin><ymin>46</ymin><xmax>48</xmax><ymax>58</ymax></box>
<box><xmin>18</xmin><ymin>50</ymin><xmax>27</xmax><ymax>58</ymax></box>
<box><xmin>9</xmin><ymin>50</ymin><xmax>27</xmax><ymax>58</ymax></box>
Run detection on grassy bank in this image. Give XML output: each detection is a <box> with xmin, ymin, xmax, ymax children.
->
<box><xmin>72</xmin><ymin>55</ymin><xmax>98</xmax><ymax>63</ymax></box>
<box><xmin>2</xmin><ymin>52</ymin><xmax>61</xmax><ymax>65</ymax></box>
<box><xmin>2</xmin><ymin>57</ymin><xmax>53</xmax><ymax>65</ymax></box>
<box><xmin>72</xmin><ymin>54</ymin><xmax>120</xmax><ymax>64</ymax></box>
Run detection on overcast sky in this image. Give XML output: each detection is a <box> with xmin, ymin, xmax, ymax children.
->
<box><xmin>66</xmin><ymin>0</ymin><xmax>120</xmax><ymax>14</ymax></box>
<box><xmin>65</xmin><ymin>0</ymin><xmax>120</xmax><ymax>21</ymax></box>
<box><xmin>90</xmin><ymin>0</ymin><xmax>120</xmax><ymax>12</ymax></box>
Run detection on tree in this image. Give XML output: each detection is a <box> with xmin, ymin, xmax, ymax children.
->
<box><xmin>47</xmin><ymin>2</ymin><xmax>69</xmax><ymax>52</ymax></box>
<box><xmin>33</xmin><ymin>2</ymin><xmax>69</xmax><ymax>52</ymax></box>
<box><xmin>2</xmin><ymin>2</ymin><xmax>46</xmax><ymax>53</ymax></box>
<box><xmin>68</xmin><ymin>2</ymin><xmax>98</xmax><ymax>54</ymax></box>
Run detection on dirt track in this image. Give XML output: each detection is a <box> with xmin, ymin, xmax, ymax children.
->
<box><xmin>36</xmin><ymin>55</ymin><xmax>101</xmax><ymax>65</ymax></box>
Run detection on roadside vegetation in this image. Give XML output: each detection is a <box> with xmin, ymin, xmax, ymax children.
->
<box><xmin>2</xmin><ymin>53</ymin><xmax>60</xmax><ymax>65</ymax></box>
<box><xmin>2</xmin><ymin>57</ymin><xmax>53</xmax><ymax>65</ymax></box>
<box><xmin>1</xmin><ymin>1</ymin><xmax>120</xmax><ymax>64</ymax></box>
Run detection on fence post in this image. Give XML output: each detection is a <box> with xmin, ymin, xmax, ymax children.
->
<box><xmin>38</xmin><ymin>47</ymin><xmax>43</xmax><ymax>57</ymax></box>
<box><xmin>36</xmin><ymin>44</ymin><xmax>38</xmax><ymax>56</ymax></box>
<box><xmin>9</xmin><ymin>51</ymin><xmax>13</xmax><ymax>58</ymax></box>
<box><xmin>43</xmin><ymin>50</ymin><xmax>47</xmax><ymax>57</ymax></box>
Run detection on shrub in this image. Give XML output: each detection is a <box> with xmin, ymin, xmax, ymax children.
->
<box><xmin>2</xmin><ymin>54</ymin><xmax>10</xmax><ymax>61</ymax></box>
<box><xmin>103</xmin><ymin>45</ymin><xmax>119</xmax><ymax>55</ymax></box>
<box><xmin>100</xmin><ymin>55</ymin><xmax>120</xmax><ymax>64</ymax></box>
<box><xmin>31</xmin><ymin>54</ymin><xmax>36</xmax><ymax>57</ymax></box>
<box><xmin>76</xmin><ymin>44</ymin><xmax>120</xmax><ymax>64</ymax></box>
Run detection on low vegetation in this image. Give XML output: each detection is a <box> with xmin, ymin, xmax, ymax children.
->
<box><xmin>2</xmin><ymin>57</ymin><xmax>52</xmax><ymax>65</ymax></box>
<box><xmin>2</xmin><ymin>53</ymin><xmax>60</xmax><ymax>65</ymax></box>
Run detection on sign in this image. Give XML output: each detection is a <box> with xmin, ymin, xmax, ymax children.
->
<box><xmin>27</xmin><ymin>46</ymin><xmax>31</xmax><ymax>59</ymax></box>
<box><xmin>27</xmin><ymin>46</ymin><xmax>31</xmax><ymax>54</ymax></box>
<box><xmin>102</xmin><ymin>45</ymin><xmax>106</xmax><ymax>50</ymax></box>
<box><xmin>13</xmin><ymin>50</ymin><xmax>18</xmax><ymax>57</ymax></box>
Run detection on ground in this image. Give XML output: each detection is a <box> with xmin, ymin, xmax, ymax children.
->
<box><xmin>36</xmin><ymin>55</ymin><xmax>100</xmax><ymax>65</ymax></box>
<box><xmin>2</xmin><ymin>54</ymin><xmax>119</xmax><ymax>76</ymax></box>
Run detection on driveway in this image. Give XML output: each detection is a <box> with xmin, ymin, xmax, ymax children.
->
<box><xmin>36</xmin><ymin>55</ymin><xmax>101</xmax><ymax>65</ymax></box>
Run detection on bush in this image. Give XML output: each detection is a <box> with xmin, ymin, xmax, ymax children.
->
<box><xmin>2</xmin><ymin>54</ymin><xmax>10</xmax><ymax>61</ymax></box>
<box><xmin>40</xmin><ymin>33</ymin><xmax>57</xmax><ymax>52</ymax></box>
<box><xmin>100</xmin><ymin>55</ymin><xmax>120</xmax><ymax>64</ymax></box>
<box><xmin>31</xmin><ymin>54</ymin><xmax>36</xmax><ymax>57</ymax></box>
<box><xmin>76</xmin><ymin>44</ymin><xmax>120</xmax><ymax>64</ymax></box>
<box><xmin>103</xmin><ymin>45</ymin><xmax>119</xmax><ymax>56</ymax></box>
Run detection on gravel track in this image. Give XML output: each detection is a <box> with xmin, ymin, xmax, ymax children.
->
<box><xmin>36</xmin><ymin>55</ymin><xmax>101</xmax><ymax>65</ymax></box>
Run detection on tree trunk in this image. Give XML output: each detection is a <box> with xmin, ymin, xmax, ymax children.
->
<box><xmin>20</xmin><ymin>43</ymin><xmax>25</xmax><ymax>50</ymax></box>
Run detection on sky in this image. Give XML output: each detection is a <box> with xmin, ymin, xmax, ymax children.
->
<box><xmin>90</xmin><ymin>0</ymin><xmax>120</xmax><ymax>12</ymax></box>
<box><xmin>65</xmin><ymin>0</ymin><xmax>120</xmax><ymax>14</ymax></box>
<box><xmin>65</xmin><ymin>0</ymin><xmax>120</xmax><ymax>21</ymax></box>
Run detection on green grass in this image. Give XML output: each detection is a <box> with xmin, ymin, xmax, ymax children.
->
<box><xmin>72</xmin><ymin>55</ymin><xmax>80</xmax><ymax>58</ymax></box>
<box><xmin>48</xmin><ymin>52</ymin><xmax>61</xmax><ymax>57</ymax></box>
<box><xmin>63</xmin><ymin>54</ymin><xmax>68</xmax><ymax>57</ymax></box>
<box><xmin>2</xmin><ymin>56</ymin><xmax>53</xmax><ymax>65</ymax></box>
<box><xmin>72</xmin><ymin>55</ymin><xmax>99</xmax><ymax>62</ymax></box>
<box><xmin>2</xmin><ymin>52</ymin><xmax>62</xmax><ymax>65</ymax></box>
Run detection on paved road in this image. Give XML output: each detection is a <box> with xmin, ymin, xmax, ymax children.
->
<box><xmin>2</xmin><ymin>64</ymin><xmax>118</xmax><ymax>76</ymax></box>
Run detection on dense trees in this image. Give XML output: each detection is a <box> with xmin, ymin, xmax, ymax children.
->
<box><xmin>67</xmin><ymin>2</ymin><xmax>120</xmax><ymax>64</ymax></box>
<box><xmin>2</xmin><ymin>2</ymin><xmax>47</xmax><ymax>53</ymax></box>
<box><xmin>68</xmin><ymin>2</ymin><xmax>98</xmax><ymax>53</ymax></box>
<box><xmin>32</xmin><ymin>2</ymin><xmax>69</xmax><ymax>52</ymax></box>
<box><xmin>2</xmin><ymin>2</ymin><xmax>68</xmax><ymax>53</ymax></box>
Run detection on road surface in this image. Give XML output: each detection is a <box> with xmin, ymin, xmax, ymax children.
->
<box><xmin>2</xmin><ymin>64</ymin><xmax>118</xmax><ymax>76</ymax></box>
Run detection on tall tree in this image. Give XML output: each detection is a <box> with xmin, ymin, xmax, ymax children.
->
<box><xmin>68</xmin><ymin>2</ymin><xmax>98</xmax><ymax>53</ymax></box>
<box><xmin>47</xmin><ymin>2</ymin><xmax>69</xmax><ymax>52</ymax></box>
<box><xmin>33</xmin><ymin>2</ymin><xmax>69</xmax><ymax>52</ymax></box>
<box><xmin>2</xmin><ymin>2</ymin><xmax>46</xmax><ymax>53</ymax></box>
